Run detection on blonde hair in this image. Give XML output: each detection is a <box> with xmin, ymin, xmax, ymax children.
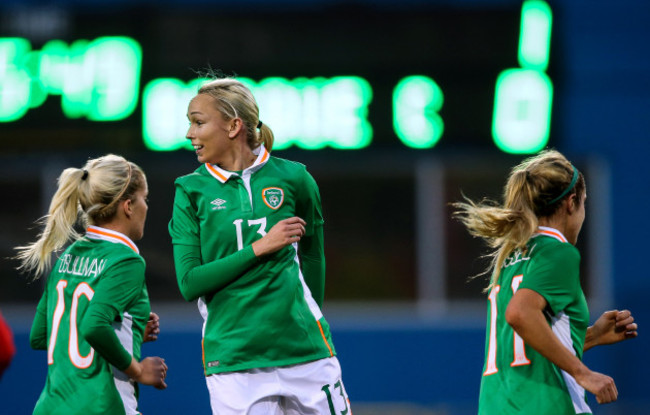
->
<box><xmin>15</xmin><ymin>154</ymin><xmax>146</xmax><ymax>277</ymax></box>
<box><xmin>452</xmin><ymin>149</ymin><xmax>585</xmax><ymax>291</ymax></box>
<box><xmin>197</xmin><ymin>77</ymin><xmax>274</xmax><ymax>151</ymax></box>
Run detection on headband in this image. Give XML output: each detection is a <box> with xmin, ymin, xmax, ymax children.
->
<box><xmin>548</xmin><ymin>165</ymin><xmax>579</xmax><ymax>205</ymax></box>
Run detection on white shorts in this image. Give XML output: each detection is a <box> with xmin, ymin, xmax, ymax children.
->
<box><xmin>205</xmin><ymin>357</ymin><xmax>351</xmax><ymax>415</ymax></box>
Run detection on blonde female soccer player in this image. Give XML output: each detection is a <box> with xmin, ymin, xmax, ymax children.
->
<box><xmin>169</xmin><ymin>76</ymin><xmax>351</xmax><ymax>415</ymax></box>
<box><xmin>454</xmin><ymin>150</ymin><xmax>638</xmax><ymax>414</ymax></box>
<box><xmin>17</xmin><ymin>154</ymin><xmax>167</xmax><ymax>415</ymax></box>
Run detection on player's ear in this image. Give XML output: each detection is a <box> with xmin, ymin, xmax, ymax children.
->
<box><xmin>228</xmin><ymin>118</ymin><xmax>243</xmax><ymax>138</ymax></box>
<box><xmin>121</xmin><ymin>199</ymin><xmax>134</xmax><ymax>218</ymax></box>
<box><xmin>566</xmin><ymin>193</ymin><xmax>578</xmax><ymax>214</ymax></box>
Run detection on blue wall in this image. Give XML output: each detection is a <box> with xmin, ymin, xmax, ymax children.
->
<box><xmin>1</xmin><ymin>319</ymin><xmax>645</xmax><ymax>414</ymax></box>
<box><xmin>556</xmin><ymin>1</ymin><xmax>650</xmax><ymax>407</ymax></box>
<box><xmin>0</xmin><ymin>323</ymin><xmax>487</xmax><ymax>414</ymax></box>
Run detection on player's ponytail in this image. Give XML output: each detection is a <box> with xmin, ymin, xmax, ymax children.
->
<box><xmin>15</xmin><ymin>168</ymin><xmax>86</xmax><ymax>277</ymax></box>
<box><xmin>15</xmin><ymin>154</ymin><xmax>145</xmax><ymax>278</ymax></box>
<box><xmin>257</xmin><ymin>121</ymin><xmax>274</xmax><ymax>152</ymax></box>
<box><xmin>452</xmin><ymin>149</ymin><xmax>584</xmax><ymax>291</ymax></box>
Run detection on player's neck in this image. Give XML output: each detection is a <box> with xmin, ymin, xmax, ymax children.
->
<box><xmin>219</xmin><ymin>141</ymin><xmax>256</xmax><ymax>172</ymax></box>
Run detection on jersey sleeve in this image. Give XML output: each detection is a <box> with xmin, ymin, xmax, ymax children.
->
<box><xmin>173</xmin><ymin>243</ymin><xmax>260</xmax><ymax>302</ymax></box>
<box><xmin>295</xmin><ymin>168</ymin><xmax>325</xmax><ymax>236</ymax></box>
<box><xmin>29</xmin><ymin>286</ymin><xmax>48</xmax><ymax>350</ymax></box>
<box><xmin>295</xmin><ymin>167</ymin><xmax>326</xmax><ymax>306</ymax></box>
<box><xmin>169</xmin><ymin>181</ymin><xmax>201</xmax><ymax>246</ymax></box>
<box><xmin>79</xmin><ymin>256</ymin><xmax>145</xmax><ymax>370</ymax></box>
<box><xmin>520</xmin><ymin>243</ymin><xmax>582</xmax><ymax>316</ymax></box>
<box><xmin>298</xmin><ymin>225</ymin><xmax>326</xmax><ymax>307</ymax></box>
<box><xmin>169</xmin><ymin>179</ymin><xmax>261</xmax><ymax>301</ymax></box>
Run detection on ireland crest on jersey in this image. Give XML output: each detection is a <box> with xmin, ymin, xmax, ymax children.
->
<box><xmin>262</xmin><ymin>187</ymin><xmax>284</xmax><ymax>209</ymax></box>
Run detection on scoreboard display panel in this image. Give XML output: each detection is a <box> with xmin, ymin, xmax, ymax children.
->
<box><xmin>0</xmin><ymin>1</ymin><xmax>554</xmax><ymax>155</ymax></box>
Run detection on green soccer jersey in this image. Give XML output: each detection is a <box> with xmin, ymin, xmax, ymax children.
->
<box><xmin>478</xmin><ymin>226</ymin><xmax>591</xmax><ymax>415</ymax></box>
<box><xmin>30</xmin><ymin>226</ymin><xmax>150</xmax><ymax>415</ymax></box>
<box><xmin>169</xmin><ymin>145</ymin><xmax>336</xmax><ymax>375</ymax></box>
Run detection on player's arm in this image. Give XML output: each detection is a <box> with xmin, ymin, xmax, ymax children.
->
<box><xmin>298</xmin><ymin>224</ymin><xmax>325</xmax><ymax>308</ymax></box>
<box><xmin>295</xmin><ymin>168</ymin><xmax>326</xmax><ymax>307</ymax></box>
<box><xmin>172</xmin><ymin>243</ymin><xmax>259</xmax><ymax>301</ymax></box>
<box><xmin>169</xmin><ymin>184</ymin><xmax>259</xmax><ymax>301</ymax></box>
<box><xmin>173</xmin><ymin>216</ymin><xmax>306</xmax><ymax>301</ymax></box>
<box><xmin>507</xmin><ymin>288</ymin><xmax>618</xmax><ymax>404</ymax></box>
<box><xmin>584</xmin><ymin>309</ymin><xmax>638</xmax><ymax>352</ymax></box>
<box><xmin>80</xmin><ymin>257</ymin><xmax>166</xmax><ymax>388</ymax></box>
<box><xmin>80</xmin><ymin>258</ymin><xmax>144</xmax><ymax>370</ymax></box>
<box><xmin>29</xmin><ymin>289</ymin><xmax>48</xmax><ymax>350</ymax></box>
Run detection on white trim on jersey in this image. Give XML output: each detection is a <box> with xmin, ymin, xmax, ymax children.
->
<box><xmin>535</xmin><ymin>226</ymin><xmax>569</xmax><ymax>243</ymax></box>
<box><xmin>205</xmin><ymin>144</ymin><xmax>270</xmax><ymax>184</ymax></box>
<box><xmin>111</xmin><ymin>312</ymin><xmax>139</xmax><ymax>414</ymax></box>
<box><xmin>86</xmin><ymin>225</ymin><xmax>140</xmax><ymax>254</ymax></box>
<box><xmin>550</xmin><ymin>311</ymin><xmax>592</xmax><ymax>414</ymax></box>
<box><xmin>198</xmin><ymin>297</ymin><xmax>209</xmax><ymax>338</ymax></box>
<box><xmin>291</xmin><ymin>243</ymin><xmax>323</xmax><ymax>321</ymax></box>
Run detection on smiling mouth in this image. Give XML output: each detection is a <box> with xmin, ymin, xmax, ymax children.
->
<box><xmin>193</xmin><ymin>144</ymin><xmax>204</xmax><ymax>152</ymax></box>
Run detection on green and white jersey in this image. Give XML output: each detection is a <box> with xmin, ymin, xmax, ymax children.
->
<box><xmin>478</xmin><ymin>226</ymin><xmax>591</xmax><ymax>415</ymax></box>
<box><xmin>169</xmin><ymin>145</ymin><xmax>335</xmax><ymax>375</ymax></box>
<box><xmin>30</xmin><ymin>226</ymin><xmax>150</xmax><ymax>415</ymax></box>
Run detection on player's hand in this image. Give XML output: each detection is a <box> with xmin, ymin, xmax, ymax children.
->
<box><xmin>143</xmin><ymin>312</ymin><xmax>160</xmax><ymax>343</ymax></box>
<box><xmin>136</xmin><ymin>356</ymin><xmax>168</xmax><ymax>390</ymax></box>
<box><xmin>252</xmin><ymin>217</ymin><xmax>306</xmax><ymax>257</ymax></box>
<box><xmin>590</xmin><ymin>310</ymin><xmax>638</xmax><ymax>347</ymax></box>
<box><xmin>574</xmin><ymin>369</ymin><xmax>618</xmax><ymax>404</ymax></box>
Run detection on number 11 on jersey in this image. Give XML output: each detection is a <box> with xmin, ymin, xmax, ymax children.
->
<box><xmin>484</xmin><ymin>274</ymin><xmax>531</xmax><ymax>376</ymax></box>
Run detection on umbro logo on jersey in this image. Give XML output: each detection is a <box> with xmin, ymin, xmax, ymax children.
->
<box><xmin>262</xmin><ymin>187</ymin><xmax>284</xmax><ymax>210</ymax></box>
<box><xmin>211</xmin><ymin>198</ymin><xmax>227</xmax><ymax>210</ymax></box>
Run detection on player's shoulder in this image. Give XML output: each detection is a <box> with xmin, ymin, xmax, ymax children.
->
<box><xmin>174</xmin><ymin>165</ymin><xmax>210</xmax><ymax>187</ymax></box>
<box><xmin>103</xmin><ymin>247</ymin><xmax>146</xmax><ymax>276</ymax></box>
<box><xmin>531</xmin><ymin>235</ymin><xmax>580</xmax><ymax>263</ymax></box>
<box><xmin>61</xmin><ymin>238</ymin><xmax>145</xmax><ymax>280</ymax></box>
<box><xmin>268</xmin><ymin>155</ymin><xmax>308</xmax><ymax>172</ymax></box>
<box><xmin>96</xmin><ymin>239</ymin><xmax>145</xmax><ymax>263</ymax></box>
<box><xmin>266</xmin><ymin>156</ymin><xmax>313</xmax><ymax>182</ymax></box>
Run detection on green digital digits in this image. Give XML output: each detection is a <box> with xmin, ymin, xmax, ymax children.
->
<box><xmin>0</xmin><ymin>38</ymin><xmax>32</xmax><ymax>121</ymax></box>
<box><xmin>492</xmin><ymin>0</ymin><xmax>553</xmax><ymax>154</ymax></box>
<box><xmin>492</xmin><ymin>69</ymin><xmax>553</xmax><ymax>154</ymax></box>
<box><xmin>0</xmin><ymin>36</ymin><xmax>141</xmax><ymax>122</ymax></box>
<box><xmin>244</xmin><ymin>76</ymin><xmax>373</xmax><ymax>150</ymax></box>
<box><xmin>142</xmin><ymin>78</ymin><xmax>207</xmax><ymax>151</ymax></box>
<box><xmin>518</xmin><ymin>0</ymin><xmax>552</xmax><ymax>71</ymax></box>
<box><xmin>392</xmin><ymin>75</ymin><xmax>444</xmax><ymax>149</ymax></box>
<box><xmin>142</xmin><ymin>76</ymin><xmax>373</xmax><ymax>151</ymax></box>
<box><xmin>2</xmin><ymin>0</ymin><xmax>551</xmax><ymax>154</ymax></box>
<box><xmin>64</xmin><ymin>37</ymin><xmax>142</xmax><ymax>120</ymax></box>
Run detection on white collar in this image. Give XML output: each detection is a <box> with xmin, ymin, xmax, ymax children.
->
<box><xmin>204</xmin><ymin>144</ymin><xmax>270</xmax><ymax>184</ymax></box>
<box><xmin>535</xmin><ymin>226</ymin><xmax>568</xmax><ymax>243</ymax></box>
<box><xmin>86</xmin><ymin>225</ymin><xmax>139</xmax><ymax>254</ymax></box>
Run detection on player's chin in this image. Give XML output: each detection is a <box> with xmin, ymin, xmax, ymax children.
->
<box><xmin>195</xmin><ymin>150</ymin><xmax>207</xmax><ymax>163</ymax></box>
